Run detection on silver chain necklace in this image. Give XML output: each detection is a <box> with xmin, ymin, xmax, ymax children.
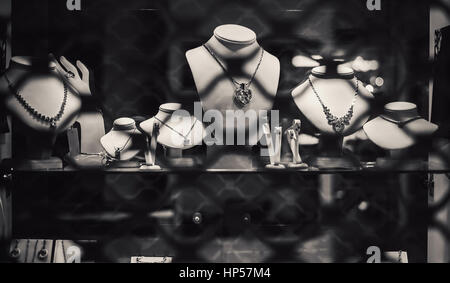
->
<box><xmin>155</xmin><ymin>116</ymin><xmax>198</xmax><ymax>146</ymax></box>
<box><xmin>203</xmin><ymin>44</ymin><xmax>264</xmax><ymax>108</ymax></box>
<box><xmin>308</xmin><ymin>76</ymin><xmax>359</xmax><ymax>135</ymax></box>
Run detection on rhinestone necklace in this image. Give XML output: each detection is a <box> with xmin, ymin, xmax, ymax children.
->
<box><xmin>4</xmin><ymin>74</ymin><xmax>68</xmax><ymax>129</ymax></box>
<box><xmin>203</xmin><ymin>44</ymin><xmax>264</xmax><ymax>108</ymax></box>
<box><xmin>308</xmin><ymin>76</ymin><xmax>359</xmax><ymax>135</ymax></box>
<box><xmin>155</xmin><ymin>116</ymin><xmax>197</xmax><ymax>146</ymax></box>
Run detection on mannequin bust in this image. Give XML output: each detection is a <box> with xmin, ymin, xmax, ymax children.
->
<box><xmin>291</xmin><ymin>61</ymin><xmax>373</xmax><ymax>169</ymax></box>
<box><xmin>363</xmin><ymin>102</ymin><xmax>438</xmax><ymax>150</ymax></box>
<box><xmin>0</xmin><ymin>56</ymin><xmax>82</xmax><ymax>163</ymax></box>
<box><xmin>292</xmin><ymin>63</ymin><xmax>373</xmax><ymax>137</ymax></box>
<box><xmin>186</xmin><ymin>24</ymin><xmax>280</xmax><ymax>146</ymax></box>
<box><xmin>100</xmin><ymin>117</ymin><xmax>144</xmax><ymax>161</ymax></box>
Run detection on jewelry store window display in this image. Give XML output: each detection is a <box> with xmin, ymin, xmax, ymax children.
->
<box><xmin>0</xmin><ymin>55</ymin><xmax>91</xmax><ymax>170</ymax></box>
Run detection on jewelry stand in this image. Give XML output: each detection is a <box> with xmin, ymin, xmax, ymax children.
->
<box><xmin>66</xmin><ymin>111</ymin><xmax>106</xmax><ymax>169</ymax></box>
<box><xmin>285</xmin><ymin>120</ymin><xmax>309</xmax><ymax>169</ymax></box>
<box><xmin>0</xmin><ymin>57</ymin><xmax>82</xmax><ymax>170</ymax></box>
<box><xmin>292</xmin><ymin>60</ymin><xmax>372</xmax><ymax>170</ymax></box>
<box><xmin>186</xmin><ymin>25</ymin><xmax>280</xmax><ymax>170</ymax></box>
<box><xmin>263</xmin><ymin>123</ymin><xmax>285</xmax><ymax>170</ymax></box>
<box><xmin>140</xmin><ymin>122</ymin><xmax>161</xmax><ymax>171</ymax></box>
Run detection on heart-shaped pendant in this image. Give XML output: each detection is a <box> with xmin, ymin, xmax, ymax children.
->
<box><xmin>234</xmin><ymin>83</ymin><xmax>252</xmax><ymax>107</ymax></box>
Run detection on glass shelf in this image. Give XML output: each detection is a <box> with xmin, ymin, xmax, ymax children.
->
<box><xmin>2</xmin><ymin>160</ymin><xmax>450</xmax><ymax>175</ymax></box>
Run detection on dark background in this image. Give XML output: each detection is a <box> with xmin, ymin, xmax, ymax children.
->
<box><xmin>11</xmin><ymin>0</ymin><xmax>430</xmax><ymax>129</ymax></box>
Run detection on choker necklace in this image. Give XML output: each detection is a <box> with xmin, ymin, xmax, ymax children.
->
<box><xmin>308</xmin><ymin>76</ymin><xmax>359</xmax><ymax>135</ymax></box>
<box><xmin>155</xmin><ymin>116</ymin><xmax>197</xmax><ymax>146</ymax></box>
<box><xmin>203</xmin><ymin>44</ymin><xmax>264</xmax><ymax>108</ymax></box>
<box><xmin>380</xmin><ymin>115</ymin><xmax>422</xmax><ymax>128</ymax></box>
<box><xmin>4</xmin><ymin>74</ymin><xmax>68</xmax><ymax>129</ymax></box>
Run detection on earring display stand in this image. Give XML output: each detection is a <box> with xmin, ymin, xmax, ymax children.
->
<box><xmin>140</xmin><ymin>122</ymin><xmax>161</xmax><ymax>171</ymax></box>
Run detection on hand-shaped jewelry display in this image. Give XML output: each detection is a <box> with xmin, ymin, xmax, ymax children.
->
<box><xmin>285</xmin><ymin>120</ymin><xmax>308</xmax><ymax>169</ymax></box>
<box><xmin>51</xmin><ymin>54</ymin><xmax>91</xmax><ymax>97</ymax></box>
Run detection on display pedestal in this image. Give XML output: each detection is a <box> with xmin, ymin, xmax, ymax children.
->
<box><xmin>206</xmin><ymin>145</ymin><xmax>253</xmax><ymax>169</ymax></box>
<box><xmin>307</xmin><ymin>135</ymin><xmax>361</xmax><ymax>170</ymax></box>
<box><xmin>66</xmin><ymin>112</ymin><xmax>106</xmax><ymax>169</ymax></box>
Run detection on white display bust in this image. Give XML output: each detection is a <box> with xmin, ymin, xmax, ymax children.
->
<box><xmin>0</xmin><ymin>56</ymin><xmax>82</xmax><ymax>160</ymax></box>
<box><xmin>363</xmin><ymin>102</ymin><xmax>438</xmax><ymax>150</ymax></box>
<box><xmin>185</xmin><ymin>24</ymin><xmax>280</xmax><ymax>145</ymax></box>
<box><xmin>140</xmin><ymin>103</ymin><xmax>204</xmax><ymax>150</ymax></box>
<box><xmin>100</xmin><ymin>117</ymin><xmax>143</xmax><ymax>161</ymax></box>
<box><xmin>0</xmin><ymin>56</ymin><xmax>81</xmax><ymax>134</ymax></box>
<box><xmin>291</xmin><ymin>64</ymin><xmax>373</xmax><ymax>137</ymax></box>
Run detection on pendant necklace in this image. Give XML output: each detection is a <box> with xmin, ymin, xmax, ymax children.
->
<box><xmin>380</xmin><ymin>115</ymin><xmax>422</xmax><ymax>128</ymax></box>
<box><xmin>203</xmin><ymin>44</ymin><xmax>264</xmax><ymax>108</ymax></box>
<box><xmin>113</xmin><ymin>128</ymin><xmax>137</xmax><ymax>160</ymax></box>
<box><xmin>154</xmin><ymin>116</ymin><xmax>197</xmax><ymax>146</ymax></box>
<box><xmin>4</xmin><ymin>74</ymin><xmax>68</xmax><ymax>129</ymax></box>
<box><xmin>308</xmin><ymin>76</ymin><xmax>359</xmax><ymax>135</ymax></box>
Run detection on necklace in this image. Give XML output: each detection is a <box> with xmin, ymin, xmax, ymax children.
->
<box><xmin>155</xmin><ymin>116</ymin><xmax>197</xmax><ymax>146</ymax></box>
<box><xmin>113</xmin><ymin>128</ymin><xmax>137</xmax><ymax>160</ymax></box>
<box><xmin>308</xmin><ymin>76</ymin><xmax>359</xmax><ymax>135</ymax></box>
<box><xmin>4</xmin><ymin>74</ymin><xmax>68</xmax><ymax>129</ymax></box>
<box><xmin>203</xmin><ymin>44</ymin><xmax>264</xmax><ymax>108</ymax></box>
<box><xmin>380</xmin><ymin>115</ymin><xmax>422</xmax><ymax>128</ymax></box>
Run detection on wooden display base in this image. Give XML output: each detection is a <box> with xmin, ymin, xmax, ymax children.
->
<box><xmin>14</xmin><ymin>157</ymin><xmax>63</xmax><ymax>170</ymax></box>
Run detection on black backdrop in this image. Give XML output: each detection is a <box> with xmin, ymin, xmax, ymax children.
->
<box><xmin>11</xmin><ymin>0</ymin><xmax>430</xmax><ymax>129</ymax></box>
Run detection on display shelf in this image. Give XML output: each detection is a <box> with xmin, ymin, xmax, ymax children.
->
<box><xmin>2</xmin><ymin>161</ymin><xmax>450</xmax><ymax>175</ymax></box>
